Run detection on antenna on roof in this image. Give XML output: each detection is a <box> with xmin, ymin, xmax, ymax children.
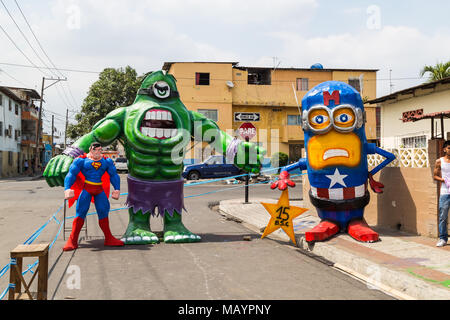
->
<box><xmin>292</xmin><ymin>83</ymin><xmax>302</xmax><ymax>117</ymax></box>
<box><xmin>272</xmin><ymin>57</ymin><xmax>281</xmax><ymax>70</ymax></box>
<box><xmin>389</xmin><ymin>69</ymin><xmax>394</xmax><ymax>94</ymax></box>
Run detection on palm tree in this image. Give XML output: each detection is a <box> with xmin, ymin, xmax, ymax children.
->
<box><xmin>420</xmin><ymin>61</ymin><xmax>450</xmax><ymax>82</ymax></box>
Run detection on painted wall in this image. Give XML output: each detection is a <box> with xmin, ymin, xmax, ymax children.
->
<box><xmin>232</xmin><ymin>69</ymin><xmax>333</xmax><ymax>107</ymax></box>
<box><xmin>380</xmin><ymin>83</ymin><xmax>450</xmax><ymax>148</ymax></box>
<box><xmin>331</xmin><ymin>71</ymin><xmax>377</xmax><ymax>101</ymax></box>
<box><xmin>0</xmin><ymin>93</ymin><xmax>22</xmax><ymax>153</ymax></box>
<box><xmin>165</xmin><ymin>62</ymin><xmax>378</xmax><ymax>160</ymax></box>
<box><xmin>168</xmin><ymin>62</ymin><xmax>234</xmax><ymax>131</ymax></box>
<box><xmin>0</xmin><ymin>93</ymin><xmax>22</xmax><ymax>177</ymax></box>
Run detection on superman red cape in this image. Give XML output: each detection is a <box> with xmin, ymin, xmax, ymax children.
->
<box><xmin>68</xmin><ymin>154</ymin><xmax>111</xmax><ymax>208</ymax></box>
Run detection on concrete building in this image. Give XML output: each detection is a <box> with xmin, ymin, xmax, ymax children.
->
<box><xmin>0</xmin><ymin>86</ymin><xmax>41</xmax><ymax>177</ymax></box>
<box><xmin>162</xmin><ymin>62</ymin><xmax>378</xmax><ymax>163</ymax></box>
<box><xmin>0</xmin><ymin>87</ymin><xmax>24</xmax><ymax>177</ymax></box>
<box><xmin>368</xmin><ymin>77</ymin><xmax>450</xmax><ymax>149</ymax></box>
<box><xmin>7</xmin><ymin>87</ymin><xmax>42</xmax><ymax>173</ymax></box>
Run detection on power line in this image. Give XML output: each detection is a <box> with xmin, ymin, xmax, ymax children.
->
<box><xmin>13</xmin><ymin>0</ymin><xmax>65</xmax><ymax>79</ymax></box>
<box><xmin>0</xmin><ymin>62</ymin><xmax>101</xmax><ymax>74</ymax></box>
<box><xmin>0</xmin><ymin>67</ymin><xmax>32</xmax><ymax>87</ymax></box>
<box><xmin>14</xmin><ymin>0</ymin><xmax>80</xmax><ymax>108</ymax></box>
<box><xmin>0</xmin><ymin>0</ymin><xmax>55</xmax><ymax>78</ymax></box>
<box><xmin>0</xmin><ymin>23</ymin><xmax>49</xmax><ymax>77</ymax></box>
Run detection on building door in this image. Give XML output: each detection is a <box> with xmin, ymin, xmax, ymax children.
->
<box><xmin>289</xmin><ymin>144</ymin><xmax>303</xmax><ymax>163</ymax></box>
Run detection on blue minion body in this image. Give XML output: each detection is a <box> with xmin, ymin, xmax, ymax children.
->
<box><xmin>279</xmin><ymin>81</ymin><xmax>395</xmax><ymax>243</ymax></box>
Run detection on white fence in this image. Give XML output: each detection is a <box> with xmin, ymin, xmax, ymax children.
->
<box><xmin>367</xmin><ymin>148</ymin><xmax>429</xmax><ymax>168</ymax></box>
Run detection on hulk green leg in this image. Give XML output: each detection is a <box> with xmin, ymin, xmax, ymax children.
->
<box><xmin>163</xmin><ymin>210</ymin><xmax>201</xmax><ymax>243</ymax></box>
<box><xmin>121</xmin><ymin>208</ymin><xmax>160</xmax><ymax>244</ymax></box>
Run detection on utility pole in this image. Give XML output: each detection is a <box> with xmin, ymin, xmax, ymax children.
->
<box><xmin>34</xmin><ymin>76</ymin><xmax>67</xmax><ymax>172</ymax></box>
<box><xmin>51</xmin><ymin>115</ymin><xmax>54</xmax><ymax>158</ymax></box>
<box><xmin>64</xmin><ymin>109</ymin><xmax>68</xmax><ymax>149</ymax></box>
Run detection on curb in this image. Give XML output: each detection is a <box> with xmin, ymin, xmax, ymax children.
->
<box><xmin>218</xmin><ymin>199</ymin><xmax>450</xmax><ymax>300</ymax></box>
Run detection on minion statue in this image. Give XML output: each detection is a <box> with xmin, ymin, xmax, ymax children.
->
<box><xmin>272</xmin><ymin>81</ymin><xmax>395</xmax><ymax>243</ymax></box>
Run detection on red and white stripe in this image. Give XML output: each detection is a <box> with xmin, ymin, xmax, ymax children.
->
<box><xmin>311</xmin><ymin>183</ymin><xmax>367</xmax><ymax>201</ymax></box>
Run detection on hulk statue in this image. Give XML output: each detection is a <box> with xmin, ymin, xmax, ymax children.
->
<box><xmin>44</xmin><ymin>70</ymin><xmax>265</xmax><ymax>245</ymax></box>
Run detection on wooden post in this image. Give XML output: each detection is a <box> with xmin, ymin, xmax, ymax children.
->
<box><xmin>431</xmin><ymin>117</ymin><xmax>434</xmax><ymax>139</ymax></box>
<box><xmin>37</xmin><ymin>253</ymin><xmax>48</xmax><ymax>300</ymax></box>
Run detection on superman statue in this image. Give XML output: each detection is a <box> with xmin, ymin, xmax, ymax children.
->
<box><xmin>63</xmin><ymin>142</ymin><xmax>124</xmax><ymax>251</ymax></box>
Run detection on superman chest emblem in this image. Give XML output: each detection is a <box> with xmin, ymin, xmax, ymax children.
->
<box><xmin>92</xmin><ymin>161</ymin><xmax>102</xmax><ymax>170</ymax></box>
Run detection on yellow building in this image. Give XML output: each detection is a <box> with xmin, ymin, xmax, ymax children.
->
<box><xmin>162</xmin><ymin>62</ymin><xmax>378</xmax><ymax>163</ymax></box>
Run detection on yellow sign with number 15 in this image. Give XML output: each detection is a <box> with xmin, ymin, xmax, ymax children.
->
<box><xmin>261</xmin><ymin>189</ymin><xmax>308</xmax><ymax>246</ymax></box>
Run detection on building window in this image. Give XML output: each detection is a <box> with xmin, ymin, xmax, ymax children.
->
<box><xmin>8</xmin><ymin>99</ymin><xmax>12</xmax><ymax>111</ymax></box>
<box><xmin>348</xmin><ymin>78</ymin><xmax>361</xmax><ymax>92</ymax></box>
<box><xmin>247</xmin><ymin>68</ymin><xmax>271</xmax><ymax>85</ymax></box>
<box><xmin>296</xmin><ymin>78</ymin><xmax>309</xmax><ymax>91</ymax></box>
<box><xmin>198</xmin><ymin>109</ymin><xmax>218</xmax><ymax>122</ymax></box>
<box><xmin>0</xmin><ymin>122</ymin><xmax>2</xmax><ymax>136</ymax></box>
<box><xmin>15</xmin><ymin>104</ymin><xmax>19</xmax><ymax>115</ymax></box>
<box><xmin>402</xmin><ymin>135</ymin><xmax>427</xmax><ymax>148</ymax></box>
<box><xmin>287</xmin><ymin>115</ymin><xmax>302</xmax><ymax>126</ymax></box>
<box><xmin>8</xmin><ymin>125</ymin><xmax>12</xmax><ymax>138</ymax></box>
<box><xmin>0</xmin><ymin>94</ymin><xmax>2</xmax><ymax>106</ymax></box>
<box><xmin>195</xmin><ymin>73</ymin><xmax>210</xmax><ymax>85</ymax></box>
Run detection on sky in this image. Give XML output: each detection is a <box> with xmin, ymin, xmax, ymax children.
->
<box><xmin>0</xmin><ymin>0</ymin><xmax>449</xmax><ymax>140</ymax></box>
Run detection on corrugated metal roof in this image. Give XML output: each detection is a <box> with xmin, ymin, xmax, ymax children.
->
<box><xmin>0</xmin><ymin>86</ymin><xmax>25</xmax><ymax>103</ymax></box>
<box><xmin>162</xmin><ymin>61</ymin><xmax>239</xmax><ymax>71</ymax></box>
<box><xmin>162</xmin><ymin>61</ymin><xmax>378</xmax><ymax>73</ymax></box>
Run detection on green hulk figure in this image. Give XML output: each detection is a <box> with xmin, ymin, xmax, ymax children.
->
<box><xmin>44</xmin><ymin>71</ymin><xmax>265</xmax><ymax>244</ymax></box>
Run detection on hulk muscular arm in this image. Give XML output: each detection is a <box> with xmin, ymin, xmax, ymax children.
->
<box><xmin>44</xmin><ymin>107</ymin><xmax>126</xmax><ymax>187</ymax></box>
<box><xmin>189</xmin><ymin>111</ymin><xmax>265</xmax><ymax>173</ymax></box>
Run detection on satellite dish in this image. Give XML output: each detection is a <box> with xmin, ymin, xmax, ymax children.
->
<box><xmin>226</xmin><ymin>81</ymin><xmax>234</xmax><ymax>88</ymax></box>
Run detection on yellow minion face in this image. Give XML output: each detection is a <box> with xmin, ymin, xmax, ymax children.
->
<box><xmin>307</xmin><ymin>129</ymin><xmax>361</xmax><ymax>170</ymax></box>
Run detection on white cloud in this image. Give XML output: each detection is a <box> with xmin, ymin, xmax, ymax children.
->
<box><xmin>0</xmin><ymin>0</ymin><xmax>449</xmax><ymax>136</ymax></box>
<box><xmin>268</xmin><ymin>25</ymin><xmax>450</xmax><ymax>96</ymax></box>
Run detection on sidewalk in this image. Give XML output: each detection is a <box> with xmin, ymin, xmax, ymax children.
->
<box><xmin>0</xmin><ymin>173</ymin><xmax>43</xmax><ymax>182</ymax></box>
<box><xmin>218</xmin><ymin>198</ymin><xmax>450</xmax><ymax>300</ymax></box>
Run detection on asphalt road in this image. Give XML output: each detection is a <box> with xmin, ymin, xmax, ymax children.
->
<box><xmin>0</xmin><ymin>174</ymin><xmax>393</xmax><ymax>300</ymax></box>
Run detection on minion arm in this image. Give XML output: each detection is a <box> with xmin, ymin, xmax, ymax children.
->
<box><xmin>282</xmin><ymin>158</ymin><xmax>307</xmax><ymax>173</ymax></box>
<box><xmin>367</xmin><ymin>143</ymin><xmax>395</xmax><ymax>176</ymax></box>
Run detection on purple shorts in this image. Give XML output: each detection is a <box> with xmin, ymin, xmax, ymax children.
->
<box><xmin>125</xmin><ymin>175</ymin><xmax>185</xmax><ymax>217</ymax></box>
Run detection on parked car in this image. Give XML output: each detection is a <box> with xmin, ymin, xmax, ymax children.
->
<box><xmin>114</xmin><ymin>157</ymin><xmax>128</xmax><ymax>173</ymax></box>
<box><xmin>182</xmin><ymin>155</ymin><xmax>241</xmax><ymax>180</ymax></box>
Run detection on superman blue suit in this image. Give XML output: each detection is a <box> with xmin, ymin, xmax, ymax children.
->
<box><xmin>63</xmin><ymin>155</ymin><xmax>123</xmax><ymax>251</ymax></box>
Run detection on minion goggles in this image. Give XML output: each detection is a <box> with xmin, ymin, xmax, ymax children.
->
<box><xmin>302</xmin><ymin>104</ymin><xmax>366</xmax><ymax>134</ymax></box>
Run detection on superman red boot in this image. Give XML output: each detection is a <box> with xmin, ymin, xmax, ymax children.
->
<box><xmin>347</xmin><ymin>219</ymin><xmax>379</xmax><ymax>243</ymax></box>
<box><xmin>63</xmin><ymin>217</ymin><xmax>85</xmax><ymax>251</ymax></box>
<box><xmin>305</xmin><ymin>220</ymin><xmax>340</xmax><ymax>242</ymax></box>
<box><xmin>99</xmin><ymin>217</ymin><xmax>124</xmax><ymax>247</ymax></box>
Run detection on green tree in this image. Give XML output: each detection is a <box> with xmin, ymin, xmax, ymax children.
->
<box><xmin>420</xmin><ymin>61</ymin><xmax>450</xmax><ymax>82</ymax></box>
<box><xmin>67</xmin><ymin>66</ymin><xmax>147</xmax><ymax>140</ymax></box>
<box><xmin>271</xmin><ymin>152</ymin><xmax>289</xmax><ymax>172</ymax></box>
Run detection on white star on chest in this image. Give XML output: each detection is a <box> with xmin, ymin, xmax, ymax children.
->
<box><xmin>326</xmin><ymin>169</ymin><xmax>348</xmax><ymax>188</ymax></box>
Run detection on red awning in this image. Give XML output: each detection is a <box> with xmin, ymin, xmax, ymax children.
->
<box><xmin>410</xmin><ymin>110</ymin><xmax>450</xmax><ymax>122</ymax></box>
